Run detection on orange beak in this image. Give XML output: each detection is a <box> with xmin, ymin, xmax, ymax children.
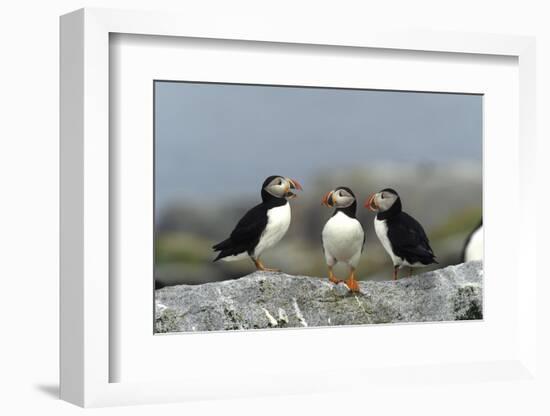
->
<box><xmin>365</xmin><ymin>192</ymin><xmax>378</xmax><ymax>211</ymax></box>
<box><xmin>287</xmin><ymin>178</ymin><xmax>303</xmax><ymax>191</ymax></box>
<box><xmin>322</xmin><ymin>190</ymin><xmax>334</xmax><ymax>207</ymax></box>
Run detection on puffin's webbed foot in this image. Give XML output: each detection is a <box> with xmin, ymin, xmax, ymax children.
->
<box><xmin>393</xmin><ymin>266</ymin><xmax>399</xmax><ymax>281</ymax></box>
<box><xmin>345</xmin><ymin>268</ymin><xmax>361</xmax><ymax>293</ymax></box>
<box><xmin>253</xmin><ymin>258</ymin><xmax>280</xmax><ymax>273</ymax></box>
<box><xmin>327</xmin><ymin>266</ymin><xmax>342</xmax><ymax>284</ymax></box>
<box><xmin>329</xmin><ymin>276</ymin><xmax>343</xmax><ymax>284</ymax></box>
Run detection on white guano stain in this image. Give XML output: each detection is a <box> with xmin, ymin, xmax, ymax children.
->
<box><xmin>278</xmin><ymin>308</ymin><xmax>289</xmax><ymax>324</ymax></box>
<box><xmin>292</xmin><ymin>298</ymin><xmax>308</xmax><ymax>327</ymax></box>
<box><xmin>262</xmin><ymin>308</ymin><xmax>278</xmax><ymax>327</ymax></box>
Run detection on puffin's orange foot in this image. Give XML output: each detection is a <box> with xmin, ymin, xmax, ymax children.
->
<box><xmin>261</xmin><ymin>267</ymin><xmax>280</xmax><ymax>273</ymax></box>
<box><xmin>329</xmin><ymin>276</ymin><xmax>343</xmax><ymax>284</ymax></box>
<box><xmin>253</xmin><ymin>259</ymin><xmax>280</xmax><ymax>272</ymax></box>
<box><xmin>393</xmin><ymin>266</ymin><xmax>399</xmax><ymax>281</ymax></box>
<box><xmin>345</xmin><ymin>278</ymin><xmax>361</xmax><ymax>293</ymax></box>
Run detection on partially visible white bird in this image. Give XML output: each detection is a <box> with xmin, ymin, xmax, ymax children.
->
<box><xmin>462</xmin><ymin>220</ymin><xmax>483</xmax><ymax>262</ymax></box>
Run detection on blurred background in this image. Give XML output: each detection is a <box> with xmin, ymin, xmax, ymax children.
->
<box><xmin>155</xmin><ymin>81</ymin><xmax>482</xmax><ymax>288</ymax></box>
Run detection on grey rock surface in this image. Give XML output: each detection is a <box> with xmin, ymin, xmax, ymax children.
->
<box><xmin>155</xmin><ymin>261</ymin><xmax>483</xmax><ymax>333</ymax></box>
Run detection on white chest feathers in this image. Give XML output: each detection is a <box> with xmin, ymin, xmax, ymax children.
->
<box><xmin>465</xmin><ymin>226</ymin><xmax>483</xmax><ymax>262</ymax></box>
<box><xmin>322</xmin><ymin>211</ymin><xmax>364</xmax><ymax>267</ymax></box>
<box><xmin>253</xmin><ymin>203</ymin><xmax>291</xmax><ymax>257</ymax></box>
<box><xmin>374</xmin><ymin>217</ymin><xmax>400</xmax><ymax>265</ymax></box>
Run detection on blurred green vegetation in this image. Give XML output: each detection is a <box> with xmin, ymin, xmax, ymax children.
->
<box><xmin>155</xmin><ymin>233</ymin><xmax>212</xmax><ymax>265</ymax></box>
<box><xmin>430</xmin><ymin>207</ymin><xmax>482</xmax><ymax>241</ymax></box>
<box><xmin>155</xmin><ymin>164</ymin><xmax>482</xmax><ymax>287</ymax></box>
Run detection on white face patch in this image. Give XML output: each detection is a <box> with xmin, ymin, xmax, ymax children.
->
<box><xmin>332</xmin><ymin>189</ymin><xmax>355</xmax><ymax>208</ymax></box>
<box><xmin>375</xmin><ymin>191</ymin><xmax>398</xmax><ymax>212</ymax></box>
<box><xmin>264</xmin><ymin>177</ymin><xmax>288</xmax><ymax>198</ymax></box>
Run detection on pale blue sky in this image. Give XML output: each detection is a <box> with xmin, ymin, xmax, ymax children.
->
<box><xmin>155</xmin><ymin>81</ymin><xmax>482</xmax><ymax>212</ymax></box>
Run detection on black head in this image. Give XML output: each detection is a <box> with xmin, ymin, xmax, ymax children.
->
<box><xmin>380</xmin><ymin>188</ymin><xmax>399</xmax><ymax>196</ymax></box>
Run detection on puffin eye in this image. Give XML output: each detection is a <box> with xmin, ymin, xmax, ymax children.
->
<box><xmin>381</xmin><ymin>194</ymin><xmax>385</xmax><ymax>199</ymax></box>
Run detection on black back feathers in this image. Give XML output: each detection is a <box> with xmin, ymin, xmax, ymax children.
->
<box><xmin>376</xmin><ymin>189</ymin><xmax>436</xmax><ymax>266</ymax></box>
<box><xmin>212</xmin><ymin>175</ymin><xmax>288</xmax><ymax>261</ymax></box>
<box><xmin>212</xmin><ymin>202</ymin><xmax>270</xmax><ymax>261</ymax></box>
<box><xmin>385</xmin><ymin>212</ymin><xmax>437</xmax><ymax>265</ymax></box>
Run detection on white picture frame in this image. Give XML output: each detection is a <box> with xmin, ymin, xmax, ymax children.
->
<box><xmin>60</xmin><ymin>8</ymin><xmax>537</xmax><ymax>407</ymax></box>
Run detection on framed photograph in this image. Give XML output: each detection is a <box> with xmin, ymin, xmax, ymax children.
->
<box><xmin>152</xmin><ymin>80</ymin><xmax>484</xmax><ymax>332</ymax></box>
<box><xmin>60</xmin><ymin>8</ymin><xmax>537</xmax><ymax>407</ymax></box>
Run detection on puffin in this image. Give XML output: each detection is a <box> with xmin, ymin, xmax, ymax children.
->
<box><xmin>321</xmin><ymin>187</ymin><xmax>365</xmax><ymax>292</ymax></box>
<box><xmin>366</xmin><ymin>188</ymin><xmax>436</xmax><ymax>280</ymax></box>
<box><xmin>462</xmin><ymin>219</ymin><xmax>483</xmax><ymax>262</ymax></box>
<box><xmin>212</xmin><ymin>175</ymin><xmax>302</xmax><ymax>271</ymax></box>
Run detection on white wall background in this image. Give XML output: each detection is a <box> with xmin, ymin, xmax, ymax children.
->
<box><xmin>0</xmin><ymin>1</ymin><xmax>548</xmax><ymax>415</ymax></box>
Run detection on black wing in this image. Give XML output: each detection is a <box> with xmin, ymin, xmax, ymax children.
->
<box><xmin>212</xmin><ymin>203</ymin><xmax>268</xmax><ymax>261</ymax></box>
<box><xmin>387</xmin><ymin>212</ymin><xmax>436</xmax><ymax>265</ymax></box>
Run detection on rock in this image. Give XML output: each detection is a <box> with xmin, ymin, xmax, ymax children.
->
<box><xmin>155</xmin><ymin>261</ymin><xmax>483</xmax><ymax>333</ymax></box>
